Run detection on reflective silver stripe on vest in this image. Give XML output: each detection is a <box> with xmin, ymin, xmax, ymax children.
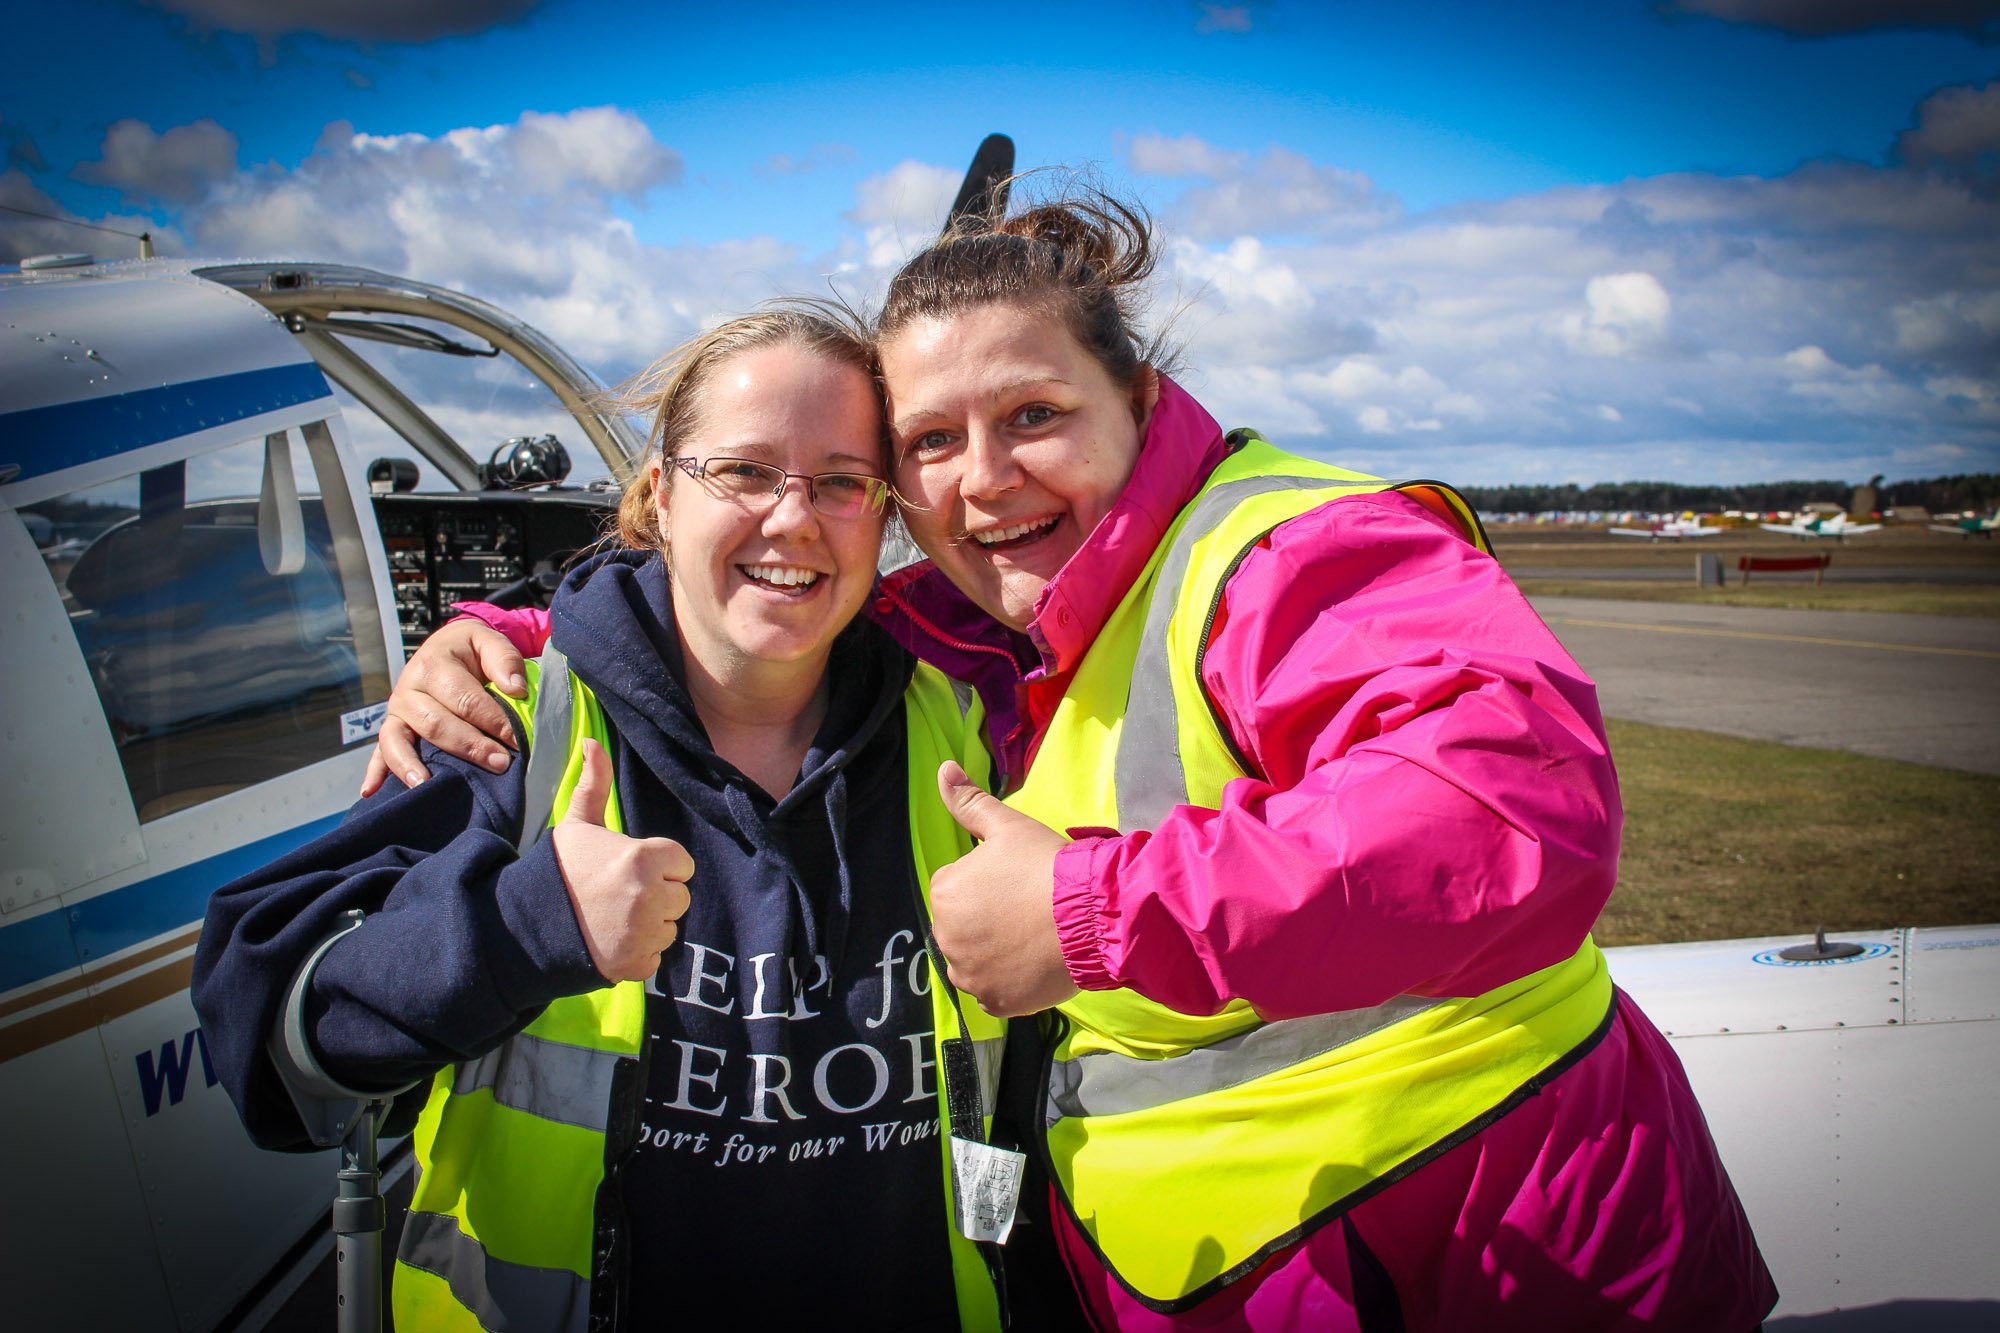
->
<box><xmin>1083</xmin><ymin>469</ymin><xmax>1440</xmax><ymax>1123</ymax></box>
<box><xmin>452</xmin><ymin>1030</ymin><xmax>621</xmax><ymax>1132</ymax></box>
<box><xmin>1048</xmin><ymin>993</ymin><xmax>1443</xmax><ymax>1121</ymax></box>
<box><xmin>973</xmin><ymin>1032</ymin><xmax>1003</xmax><ymax>1116</ymax></box>
<box><xmin>515</xmin><ymin>643</ymin><xmax>573</xmax><ymax>852</ymax></box>
<box><xmin>1115</xmin><ymin>472</ymin><xmax>1364</xmax><ymax>827</ymax></box>
<box><xmin>400</xmin><ymin>1207</ymin><xmax>590</xmax><ymax>1333</ymax></box>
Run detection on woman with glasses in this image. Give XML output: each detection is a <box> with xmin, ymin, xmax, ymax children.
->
<box><xmin>380</xmin><ymin>184</ymin><xmax>1774</xmax><ymax>1332</ymax></box>
<box><xmin>193</xmin><ymin>306</ymin><xmax>1077</xmax><ymax>1331</ymax></box>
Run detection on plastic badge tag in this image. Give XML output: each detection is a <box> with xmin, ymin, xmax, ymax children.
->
<box><xmin>949</xmin><ymin>1135</ymin><xmax>1026</xmax><ymax>1245</ymax></box>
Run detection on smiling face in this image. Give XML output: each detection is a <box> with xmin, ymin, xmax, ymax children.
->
<box><xmin>655</xmin><ymin>342</ymin><xmax>886</xmax><ymax>681</ymax></box>
<box><xmin>881</xmin><ymin>302</ymin><xmax>1156</xmax><ymax>632</ymax></box>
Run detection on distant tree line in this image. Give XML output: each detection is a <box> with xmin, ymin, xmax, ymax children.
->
<box><xmin>1458</xmin><ymin>473</ymin><xmax>2000</xmax><ymax>515</ymax></box>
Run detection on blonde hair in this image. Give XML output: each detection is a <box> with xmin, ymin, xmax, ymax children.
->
<box><xmin>609</xmin><ymin>301</ymin><xmax>877</xmax><ymax>552</ymax></box>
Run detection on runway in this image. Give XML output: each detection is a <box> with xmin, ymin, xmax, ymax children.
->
<box><xmin>1510</xmin><ymin>561</ymin><xmax>2000</xmax><ymax>584</ymax></box>
<box><xmin>1527</xmin><ymin>596</ymin><xmax>2000</xmax><ymax>776</ymax></box>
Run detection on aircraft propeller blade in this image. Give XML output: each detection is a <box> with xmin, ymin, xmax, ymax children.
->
<box><xmin>943</xmin><ymin>133</ymin><xmax>1015</xmax><ymax>234</ymax></box>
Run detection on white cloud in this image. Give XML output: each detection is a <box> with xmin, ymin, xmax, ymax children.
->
<box><xmin>73</xmin><ymin>118</ymin><xmax>239</xmax><ymax>204</ymax></box>
<box><xmin>757</xmin><ymin>144</ymin><xmax>857</xmax><ymax>177</ymax></box>
<box><xmin>12</xmin><ymin>98</ymin><xmax>1999</xmax><ymax>486</ymax></box>
<box><xmin>1925</xmin><ymin>375</ymin><xmax>2000</xmax><ymax>419</ymax></box>
<box><xmin>503</xmin><ymin>108</ymin><xmax>681</xmax><ymax>199</ymax></box>
<box><xmin>1194</xmin><ymin>5</ymin><xmax>1255</xmax><ymax>36</ymax></box>
<box><xmin>1128</xmin><ymin>133</ymin><xmax>1400</xmax><ymax>238</ymax></box>
<box><xmin>1200</xmin><ymin>236</ymin><xmax>1307</xmax><ymax>305</ymax></box>
<box><xmin>846</xmin><ymin>160</ymin><xmax>962</xmax><ymax>268</ymax></box>
<box><xmin>1891</xmin><ymin>441</ymin><xmax>1973</xmax><ymax>466</ymax></box>
<box><xmin>1558</xmin><ymin>272</ymin><xmax>1672</xmax><ymax>358</ymax></box>
<box><xmin>184</xmin><ymin>109</ymin><xmax>686</xmax><ymax>334</ymax></box>
<box><xmin>96</xmin><ymin>109</ymin><xmax>808</xmax><ymax>382</ymax></box>
<box><xmin>1892</xmin><ymin>288</ymin><xmax>2000</xmax><ymax>348</ymax></box>
<box><xmin>1896</xmin><ymin>81</ymin><xmax>2000</xmax><ymax>169</ymax></box>
<box><xmin>1144</xmin><ymin>126</ymin><xmax>1999</xmax><ymax>480</ymax></box>
<box><xmin>1127</xmin><ymin>133</ymin><xmax>1247</xmax><ymax>180</ymax></box>
<box><xmin>1165</xmin><ymin>235</ymin><xmax>1378</xmax><ymax>373</ymax></box>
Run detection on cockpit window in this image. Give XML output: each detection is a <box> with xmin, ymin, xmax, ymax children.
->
<box><xmin>322</xmin><ymin>324</ymin><xmax>620</xmax><ymax>493</ymax></box>
<box><xmin>21</xmin><ymin>429</ymin><xmax>392</xmax><ymax>822</ymax></box>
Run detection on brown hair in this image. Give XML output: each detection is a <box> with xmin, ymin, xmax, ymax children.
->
<box><xmin>609</xmin><ymin>300</ymin><xmax>876</xmax><ymax>552</ymax></box>
<box><xmin>876</xmin><ymin>178</ymin><xmax>1177</xmax><ymax>395</ymax></box>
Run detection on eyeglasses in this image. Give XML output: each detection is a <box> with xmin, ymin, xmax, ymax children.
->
<box><xmin>671</xmin><ymin>456</ymin><xmax>889</xmax><ymax>519</ymax></box>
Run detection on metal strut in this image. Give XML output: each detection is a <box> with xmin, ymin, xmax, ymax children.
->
<box><xmin>334</xmin><ymin>1098</ymin><xmax>396</xmax><ymax>1333</ymax></box>
<box><xmin>266</xmin><ymin>908</ymin><xmax>417</xmax><ymax>1333</ymax></box>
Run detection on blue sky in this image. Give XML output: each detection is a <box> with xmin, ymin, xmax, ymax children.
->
<box><xmin>6</xmin><ymin>0</ymin><xmax>1999</xmax><ymax>485</ymax></box>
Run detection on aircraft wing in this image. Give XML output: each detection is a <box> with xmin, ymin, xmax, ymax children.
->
<box><xmin>1606</xmin><ymin>925</ymin><xmax>2000</xmax><ymax>1324</ymax></box>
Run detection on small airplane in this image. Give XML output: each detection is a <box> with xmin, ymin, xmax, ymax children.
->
<box><xmin>2</xmin><ymin>253</ymin><xmax>640</xmax><ymax>1332</ymax></box>
<box><xmin>1757</xmin><ymin>511</ymin><xmax>1882</xmax><ymax>539</ymax></box>
<box><xmin>1929</xmin><ymin>512</ymin><xmax>1998</xmax><ymax>538</ymax></box>
<box><xmin>1607</xmin><ymin>516</ymin><xmax>1725</xmax><ymax>540</ymax></box>
<box><xmin>3</xmin><ymin>134</ymin><xmax>1994</xmax><ymax>1330</ymax></box>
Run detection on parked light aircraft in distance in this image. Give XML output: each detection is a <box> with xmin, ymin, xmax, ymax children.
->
<box><xmin>1606</xmin><ymin>516</ymin><xmax>1725</xmax><ymax>540</ymax></box>
<box><xmin>1759</xmin><ymin>511</ymin><xmax>1883</xmax><ymax>539</ymax></box>
<box><xmin>1929</xmin><ymin>511</ymin><xmax>1998</xmax><ymax>538</ymax></box>
<box><xmin>3</xmin><ymin>140</ymin><xmax>1995</xmax><ymax>1328</ymax></box>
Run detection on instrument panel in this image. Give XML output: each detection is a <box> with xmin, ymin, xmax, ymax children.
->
<box><xmin>372</xmin><ymin>489</ymin><xmax>616</xmax><ymax>652</ymax></box>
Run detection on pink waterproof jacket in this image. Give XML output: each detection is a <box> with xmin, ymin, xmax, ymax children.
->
<box><xmin>460</xmin><ymin>380</ymin><xmax>1775</xmax><ymax>1330</ymax></box>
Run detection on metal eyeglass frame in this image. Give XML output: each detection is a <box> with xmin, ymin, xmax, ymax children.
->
<box><xmin>671</xmin><ymin>455</ymin><xmax>889</xmax><ymax>518</ymax></box>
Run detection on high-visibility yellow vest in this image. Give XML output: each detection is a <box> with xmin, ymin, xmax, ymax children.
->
<box><xmin>1006</xmin><ymin>432</ymin><xmax>1615</xmax><ymax>1312</ymax></box>
<box><xmin>392</xmin><ymin>653</ymin><xmax>1004</xmax><ymax>1332</ymax></box>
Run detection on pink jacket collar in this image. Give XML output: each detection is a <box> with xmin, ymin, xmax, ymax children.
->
<box><xmin>1028</xmin><ymin>376</ymin><xmax>1228</xmax><ymax>674</ymax></box>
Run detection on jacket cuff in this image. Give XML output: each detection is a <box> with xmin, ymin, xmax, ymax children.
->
<box><xmin>1052</xmin><ymin>838</ymin><xmax>1119</xmax><ymax>991</ymax></box>
<box><xmin>492</xmin><ymin>835</ymin><xmax>607</xmax><ymax>1005</ymax></box>
<box><xmin>448</xmin><ymin>602</ymin><xmax>548</xmax><ymax>657</ymax></box>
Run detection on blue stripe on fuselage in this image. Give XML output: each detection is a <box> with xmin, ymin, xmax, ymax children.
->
<box><xmin>4</xmin><ymin>363</ymin><xmax>332</xmax><ymax>483</ymax></box>
<box><xmin>0</xmin><ymin>813</ymin><xmax>341</xmax><ymax>997</ymax></box>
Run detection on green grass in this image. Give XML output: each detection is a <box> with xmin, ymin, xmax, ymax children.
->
<box><xmin>1512</xmin><ymin>579</ymin><xmax>2000</xmax><ymax>618</ymax></box>
<box><xmin>1598</xmin><ymin>718</ymin><xmax>2000</xmax><ymax>946</ymax></box>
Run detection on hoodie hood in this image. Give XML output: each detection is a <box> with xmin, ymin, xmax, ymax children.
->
<box><xmin>547</xmin><ymin>549</ymin><xmax>910</xmax><ymax>971</ymax></box>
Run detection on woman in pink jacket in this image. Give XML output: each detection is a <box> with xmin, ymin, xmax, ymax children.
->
<box><xmin>375</xmin><ymin>190</ymin><xmax>1775</xmax><ymax>1331</ymax></box>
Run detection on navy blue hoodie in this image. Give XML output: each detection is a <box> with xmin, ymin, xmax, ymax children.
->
<box><xmin>194</xmin><ymin>551</ymin><xmax>959</xmax><ymax>1329</ymax></box>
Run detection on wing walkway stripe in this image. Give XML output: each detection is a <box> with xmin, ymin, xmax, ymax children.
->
<box><xmin>1545</xmin><ymin>616</ymin><xmax>2000</xmax><ymax>661</ymax></box>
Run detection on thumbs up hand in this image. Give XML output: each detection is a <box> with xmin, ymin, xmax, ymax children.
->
<box><xmin>927</xmin><ymin>761</ymin><xmax>1079</xmax><ymax>1017</ymax></box>
<box><xmin>550</xmin><ymin>739</ymin><xmax>694</xmax><ymax>983</ymax></box>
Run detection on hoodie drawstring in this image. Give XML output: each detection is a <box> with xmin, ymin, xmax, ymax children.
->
<box><xmin>818</xmin><ymin>771</ymin><xmax>855</xmax><ymax>972</ymax></box>
<box><xmin>721</xmin><ymin>779</ymin><xmax>854</xmax><ymax>977</ymax></box>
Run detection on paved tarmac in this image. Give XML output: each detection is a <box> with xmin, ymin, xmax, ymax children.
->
<box><xmin>1510</xmin><ymin>562</ymin><xmax>2000</xmax><ymax>584</ymax></box>
<box><xmin>1527</xmin><ymin>596</ymin><xmax>2000</xmax><ymax>776</ymax></box>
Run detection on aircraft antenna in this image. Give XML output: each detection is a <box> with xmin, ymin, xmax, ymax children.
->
<box><xmin>0</xmin><ymin>203</ymin><xmax>153</xmax><ymax>257</ymax></box>
<box><xmin>1778</xmin><ymin>923</ymin><xmax>1866</xmax><ymax>962</ymax></box>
